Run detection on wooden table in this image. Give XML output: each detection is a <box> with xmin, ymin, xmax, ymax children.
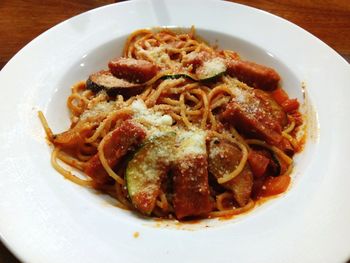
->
<box><xmin>0</xmin><ymin>0</ymin><xmax>349</xmax><ymax>262</ymax></box>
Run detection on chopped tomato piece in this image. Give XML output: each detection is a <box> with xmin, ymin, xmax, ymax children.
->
<box><xmin>248</xmin><ymin>151</ymin><xmax>270</xmax><ymax>177</ymax></box>
<box><xmin>281</xmin><ymin>99</ymin><xmax>300</xmax><ymax>113</ymax></box>
<box><xmin>260</xmin><ymin>175</ymin><xmax>291</xmax><ymax>197</ymax></box>
<box><xmin>271</xmin><ymin>88</ymin><xmax>289</xmax><ymax>105</ymax></box>
<box><xmin>271</xmin><ymin>88</ymin><xmax>299</xmax><ymax>113</ymax></box>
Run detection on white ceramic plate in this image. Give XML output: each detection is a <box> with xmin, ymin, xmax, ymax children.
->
<box><xmin>0</xmin><ymin>0</ymin><xmax>349</xmax><ymax>262</ymax></box>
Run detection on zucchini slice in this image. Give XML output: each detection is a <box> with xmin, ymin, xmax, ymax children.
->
<box><xmin>162</xmin><ymin>73</ymin><xmax>195</xmax><ymax>81</ymax></box>
<box><xmin>126</xmin><ymin>132</ymin><xmax>176</xmax><ymax>215</ymax></box>
<box><xmin>196</xmin><ymin>57</ymin><xmax>227</xmax><ymax>81</ymax></box>
<box><xmin>86</xmin><ymin>70</ymin><xmax>143</xmax><ymax>96</ymax></box>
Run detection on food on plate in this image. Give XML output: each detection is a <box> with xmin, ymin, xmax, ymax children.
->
<box><xmin>39</xmin><ymin>27</ymin><xmax>304</xmax><ymax>220</ymax></box>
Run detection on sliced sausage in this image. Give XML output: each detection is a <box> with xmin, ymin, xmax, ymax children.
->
<box><xmin>260</xmin><ymin>175</ymin><xmax>291</xmax><ymax>197</ymax></box>
<box><xmin>108</xmin><ymin>57</ymin><xmax>159</xmax><ymax>83</ymax></box>
<box><xmin>172</xmin><ymin>155</ymin><xmax>212</xmax><ymax>219</ymax></box>
<box><xmin>253</xmin><ymin>89</ymin><xmax>288</xmax><ymax>131</ymax></box>
<box><xmin>222</xmin><ymin>102</ymin><xmax>281</xmax><ymax>145</ymax></box>
<box><xmin>221</xmin><ymin>89</ymin><xmax>287</xmax><ymax>146</ymax></box>
<box><xmin>84</xmin><ymin>120</ymin><xmax>146</xmax><ymax>189</ymax></box>
<box><xmin>208</xmin><ymin>138</ymin><xmax>253</xmax><ymax>207</ymax></box>
<box><xmin>226</xmin><ymin>59</ymin><xmax>280</xmax><ymax>90</ymax></box>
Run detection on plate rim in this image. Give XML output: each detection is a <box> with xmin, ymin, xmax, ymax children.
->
<box><xmin>0</xmin><ymin>1</ymin><xmax>349</xmax><ymax>262</ymax></box>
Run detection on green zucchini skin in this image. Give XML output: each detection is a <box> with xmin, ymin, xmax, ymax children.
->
<box><xmin>198</xmin><ymin>72</ymin><xmax>225</xmax><ymax>82</ymax></box>
<box><xmin>161</xmin><ymin>73</ymin><xmax>195</xmax><ymax>81</ymax></box>
<box><xmin>125</xmin><ymin>132</ymin><xmax>176</xmax><ymax>215</ymax></box>
<box><xmin>162</xmin><ymin>57</ymin><xmax>227</xmax><ymax>82</ymax></box>
<box><xmin>162</xmin><ymin>72</ymin><xmax>225</xmax><ymax>82</ymax></box>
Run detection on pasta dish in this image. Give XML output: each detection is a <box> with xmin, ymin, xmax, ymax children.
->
<box><xmin>39</xmin><ymin>28</ymin><xmax>304</xmax><ymax>220</ymax></box>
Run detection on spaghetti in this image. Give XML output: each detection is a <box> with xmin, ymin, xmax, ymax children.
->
<box><xmin>39</xmin><ymin>28</ymin><xmax>304</xmax><ymax>220</ymax></box>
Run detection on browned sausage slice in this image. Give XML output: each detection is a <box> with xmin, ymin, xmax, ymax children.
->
<box><xmin>253</xmin><ymin>89</ymin><xmax>288</xmax><ymax>131</ymax></box>
<box><xmin>208</xmin><ymin>138</ymin><xmax>253</xmax><ymax>206</ymax></box>
<box><xmin>222</xmin><ymin>101</ymin><xmax>282</xmax><ymax>145</ymax></box>
<box><xmin>221</xmin><ymin>89</ymin><xmax>287</xmax><ymax>146</ymax></box>
<box><xmin>226</xmin><ymin>59</ymin><xmax>280</xmax><ymax>91</ymax></box>
<box><xmin>172</xmin><ymin>155</ymin><xmax>212</xmax><ymax>219</ymax></box>
<box><xmin>171</xmin><ymin>131</ymin><xmax>212</xmax><ymax>219</ymax></box>
<box><xmin>84</xmin><ymin>120</ymin><xmax>146</xmax><ymax>189</ymax></box>
<box><xmin>108</xmin><ymin>57</ymin><xmax>159</xmax><ymax>83</ymax></box>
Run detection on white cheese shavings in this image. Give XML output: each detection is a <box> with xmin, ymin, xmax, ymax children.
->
<box><xmin>227</xmin><ymin>80</ymin><xmax>262</xmax><ymax>116</ymax></box>
<box><xmin>131</xmin><ymin>99</ymin><xmax>173</xmax><ymax>127</ymax></box>
<box><xmin>177</xmin><ymin>130</ymin><xmax>206</xmax><ymax>156</ymax></box>
<box><xmin>208</xmin><ymin>139</ymin><xmax>221</xmax><ymax>160</ymax></box>
<box><xmin>230</xmin><ymin>86</ymin><xmax>247</xmax><ymax>104</ymax></box>
<box><xmin>117</xmin><ymin>57</ymin><xmax>139</xmax><ymax>66</ymax></box>
<box><xmin>184</xmin><ymin>51</ymin><xmax>198</xmax><ymax>61</ymax></box>
<box><xmin>142</xmin><ymin>46</ymin><xmax>170</xmax><ymax>65</ymax></box>
<box><xmin>80</xmin><ymin>101</ymin><xmax>115</xmax><ymax>121</ymax></box>
<box><xmin>199</xmin><ymin>57</ymin><xmax>226</xmax><ymax>78</ymax></box>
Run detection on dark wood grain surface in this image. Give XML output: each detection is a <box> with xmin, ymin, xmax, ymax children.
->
<box><xmin>0</xmin><ymin>0</ymin><xmax>349</xmax><ymax>262</ymax></box>
<box><xmin>0</xmin><ymin>0</ymin><xmax>349</xmax><ymax>70</ymax></box>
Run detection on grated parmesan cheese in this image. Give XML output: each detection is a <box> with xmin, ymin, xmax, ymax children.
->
<box><xmin>198</xmin><ymin>57</ymin><xmax>226</xmax><ymax>78</ymax></box>
<box><xmin>80</xmin><ymin>101</ymin><xmax>115</xmax><ymax>121</ymax></box>
<box><xmin>117</xmin><ymin>57</ymin><xmax>139</xmax><ymax>66</ymax></box>
<box><xmin>184</xmin><ymin>51</ymin><xmax>198</xmax><ymax>61</ymax></box>
<box><xmin>131</xmin><ymin>99</ymin><xmax>173</xmax><ymax>127</ymax></box>
<box><xmin>142</xmin><ymin>46</ymin><xmax>171</xmax><ymax>65</ymax></box>
<box><xmin>227</xmin><ymin>81</ymin><xmax>262</xmax><ymax>116</ymax></box>
<box><xmin>176</xmin><ymin>129</ymin><xmax>206</xmax><ymax>156</ymax></box>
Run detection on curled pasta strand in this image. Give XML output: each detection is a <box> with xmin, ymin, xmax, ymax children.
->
<box><xmin>51</xmin><ymin>148</ymin><xmax>92</xmax><ymax>187</ymax></box>
<box><xmin>246</xmin><ymin>139</ymin><xmax>293</xmax><ymax>165</ymax></box>
<box><xmin>97</xmin><ymin>132</ymin><xmax>125</xmax><ymax>185</ymax></box>
<box><xmin>179</xmin><ymin>93</ymin><xmax>192</xmax><ymax>128</ymax></box>
<box><xmin>209</xmin><ymin>199</ymin><xmax>255</xmax><ymax>218</ymax></box>
<box><xmin>208</xmin><ymin>131</ymin><xmax>249</xmax><ymax>184</ymax></box>
<box><xmin>38</xmin><ymin>111</ymin><xmax>54</xmax><ymax>142</ymax></box>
